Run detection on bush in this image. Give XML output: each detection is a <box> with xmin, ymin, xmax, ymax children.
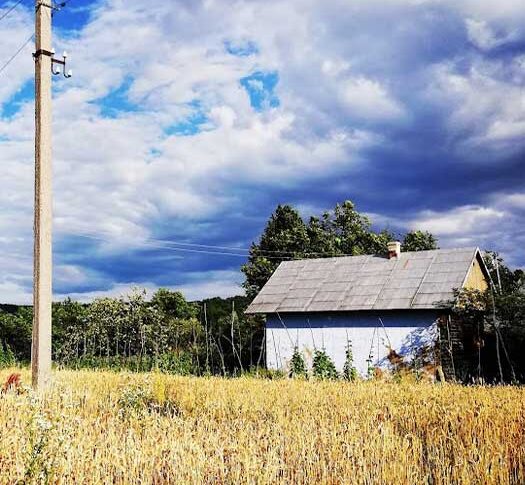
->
<box><xmin>289</xmin><ymin>347</ymin><xmax>308</xmax><ymax>378</ymax></box>
<box><xmin>342</xmin><ymin>341</ymin><xmax>358</xmax><ymax>381</ymax></box>
<box><xmin>0</xmin><ymin>341</ymin><xmax>15</xmax><ymax>368</ymax></box>
<box><xmin>312</xmin><ymin>349</ymin><xmax>338</xmax><ymax>380</ymax></box>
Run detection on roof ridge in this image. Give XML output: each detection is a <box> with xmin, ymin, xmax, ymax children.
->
<box><xmin>278</xmin><ymin>247</ymin><xmax>480</xmax><ymax>264</ymax></box>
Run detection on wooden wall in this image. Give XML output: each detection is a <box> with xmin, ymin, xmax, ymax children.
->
<box><xmin>464</xmin><ymin>254</ymin><xmax>489</xmax><ymax>291</ymax></box>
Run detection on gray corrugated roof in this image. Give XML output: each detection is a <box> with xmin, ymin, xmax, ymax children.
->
<box><xmin>246</xmin><ymin>247</ymin><xmax>483</xmax><ymax>314</ymax></box>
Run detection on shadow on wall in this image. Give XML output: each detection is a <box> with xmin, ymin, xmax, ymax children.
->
<box><xmin>398</xmin><ymin>322</ymin><xmax>439</xmax><ymax>364</ymax></box>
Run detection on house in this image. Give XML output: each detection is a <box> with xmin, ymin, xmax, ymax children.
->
<box><xmin>246</xmin><ymin>242</ymin><xmax>491</xmax><ymax>380</ymax></box>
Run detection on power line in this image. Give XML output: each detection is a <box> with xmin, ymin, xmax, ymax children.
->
<box><xmin>0</xmin><ymin>0</ymin><xmax>26</xmax><ymax>23</ymax></box>
<box><xmin>70</xmin><ymin>231</ymin><xmax>352</xmax><ymax>259</ymax></box>
<box><xmin>73</xmin><ymin>233</ymin><xmax>293</xmax><ymax>260</ymax></box>
<box><xmin>96</xmin><ymin>232</ymin><xmax>346</xmax><ymax>257</ymax></box>
<box><xmin>149</xmin><ymin>238</ymin><xmax>347</xmax><ymax>258</ymax></box>
<box><xmin>0</xmin><ymin>33</ymin><xmax>33</xmax><ymax>75</ymax></box>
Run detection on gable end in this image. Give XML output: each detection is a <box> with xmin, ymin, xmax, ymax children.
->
<box><xmin>462</xmin><ymin>250</ymin><xmax>490</xmax><ymax>292</ymax></box>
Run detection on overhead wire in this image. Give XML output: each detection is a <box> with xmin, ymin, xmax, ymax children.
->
<box><xmin>70</xmin><ymin>229</ymin><xmax>351</xmax><ymax>258</ymax></box>
<box><xmin>73</xmin><ymin>233</ymin><xmax>294</xmax><ymax>260</ymax></box>
<box><xmin>0</xmin><ymin>0</ymin><xmax>26</xmax><ymax>23</ymax></box>
<box><xmin>152</xmin><ymin>238</ymin><xmax>345</xmax><ymax>257</ymax></box>
<box><xmin>70</xmin><ymin>231</ymin><xmax>357</xmax><ymax>259</ymax></box>
<box><xmin>0</xmin><ymin>32</ymin><xmax>33</xmax><ymax>75</ymax></box>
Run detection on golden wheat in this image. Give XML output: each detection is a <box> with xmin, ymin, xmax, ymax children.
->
<box><xmin>0</xmin><ymin>368</ymin><xmax>524</xmax><ymax>484</ymax></box>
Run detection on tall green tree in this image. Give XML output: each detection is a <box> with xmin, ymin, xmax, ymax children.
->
<box><xmin>484</xmin><ymin>251</ymin><xmax>524</xmax><ymax>294</ymax></box>
<box><xmin>324</xmin><ymin>201</ymin><xmax>394</xmax><ymax>256</ymax></box>
<box><xmin>242</xmin><ymin>205</ymin><xmax>309</xmax><ymax>298</ymax></box>
<box><xmin>402</xmin><ymin>230</ymin><xmax>438</xmax><ymax>252</ymax></box>
<box><xmin>243</xmin><ymin>200</ymin><xmax>430</xmax><ymax>298</ymax></box>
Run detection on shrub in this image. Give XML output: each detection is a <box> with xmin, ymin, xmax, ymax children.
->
<box><xmin>289</xmin><ymin>347</ymin><xmax>308</xmax><ymax>378</ymax></box>
<box><xmin>342</xmin><ymin>341</ymin><xmax>358</xmax><ymax>381</ymax></box>
<box><xmin>312</xmin><ymin>349</ymin><xmax>338</xmax><ymax>380</ymax></box>
<box><xmin>0</xmin><ymin>341</ymin><xmax>15</xmax><ymax>369</ymax></box>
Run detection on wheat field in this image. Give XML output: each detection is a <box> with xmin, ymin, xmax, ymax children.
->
<box><xmin>0</xmin><ymin>369</ymin><xmax>524</xmax><ymax>484</ymax></box>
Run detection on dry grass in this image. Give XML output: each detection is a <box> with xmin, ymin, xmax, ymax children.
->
<box><xmin>0</xmin><ymin>368</ymin><xmax>524</xmax><ymax>484</ymax></box>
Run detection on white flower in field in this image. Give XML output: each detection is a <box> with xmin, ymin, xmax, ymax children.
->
<box><xmin>35</xmin><ymin>415</ymin><xmax>52</xmax><ymax>432</ymax></box>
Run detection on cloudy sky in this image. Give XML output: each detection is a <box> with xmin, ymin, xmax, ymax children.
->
<box><xmin>0</xmin><ymin>0</ymin><xmax>524</xmax><ymax>304</ymax></box>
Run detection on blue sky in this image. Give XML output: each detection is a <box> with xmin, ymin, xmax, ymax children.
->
<box><xmin>0</xmin><ymin>0</ymin><xmax>524</xmax><ymax>303</ymax></box>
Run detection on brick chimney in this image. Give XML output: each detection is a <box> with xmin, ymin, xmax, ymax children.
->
<box><xmin>387</xmin><ymin>241</ymin><xmax>401</xmax><ymax>259</ymax></box>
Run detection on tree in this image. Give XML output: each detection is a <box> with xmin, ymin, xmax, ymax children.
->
<box><xmin>52</xmin><ymin>298</ymin><xmax>87</xmax><ymax>361</ymax></box>
<box><xmin>484</xmin><ymin>251</ymin><xmax>524</xmax><ymax>294</ymax></box>
<box><xmin>401</xmin><ymin>231</ymin><xmax>438</xmax><ymax>252</ymax></box>
<box><xmin>0</xmin><ymin>308</ymin><xmax>32</xmax><ymax>361</ymax></box>
<box><xmin>329</xmin><ymin>201</ymin><xmax>394</xmax><ymax>256</ymax></box>
<box><xmin>242</xmin><ymin>205</ymin><xmax>309</xmax><ymax>298</ymax></box>
<box><xmin>151</xmin><ymin>288</ymin><xmax>198</xmax><ymax>320</ymax></box>
<box><xmin>452</xmin><ymin>252</ymin><xmax>525</xmax><ymax>383</ymax></box>
<box><xmin>342</xmin><ymin>340</ymin><xmax>358</xmax><ymax>381</ymax></box>
<box><xmin>243</xmin><ymin>200</ymin><xmax>437</xmax><ymax>298</ymax></box>
<box><xmin>312</xmin><ymin>349</ymin><xmax>338</xmax><ymax>380</ymax></box>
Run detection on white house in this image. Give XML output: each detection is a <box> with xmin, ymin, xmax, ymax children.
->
<box><xmin>246</xmin><ymin>243</ymin><xmax>490</xmax><ymax>379</ymax></box>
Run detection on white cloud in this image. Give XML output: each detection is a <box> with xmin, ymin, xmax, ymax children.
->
<box><xmin>0</xmin><ymin>0</ymin><xmax>524</xmax><ymax>303</ymax></box>
<box><xmin>410</xmin><ymin>205</ymin><xmax>505</xmax><ymax>236</ymax></box>
<box><xmin>408</xmin><ymin>197</ymin><xmax>525</xmax><ymax>267</ymax></box>
<box><xmin>0</xmin><ymin>8</ymin><xmax>33</xmax><ymax>107</ymax></box>
<box><xmin>465</xmin><ymin>19</ymin><xmax>505</xmax><ymax>50</ymax></box>
<box><xmin>55</xmin><ymin>270</ymin><xmax>242</xmax><ymax>303</ymax></box>
<box><xmin>427</xmin><ymin>60</ymin><xmax>525</xmax><ymax>156</ymax></box>
<box><xmin>340</xmin><ymin>77</ymin><xmax>404</xmax><ymax>120</ymax></box>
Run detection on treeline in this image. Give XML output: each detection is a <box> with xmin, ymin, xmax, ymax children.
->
<box><xmin>0</xmin><ymin>290</ymin><xmax>264</xmax><ymax>375</ymax></box>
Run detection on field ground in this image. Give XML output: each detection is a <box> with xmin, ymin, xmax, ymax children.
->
<box><xmin>0</xmin><ymin>369</ymin><xmax>524</xmax><ymax>484</ymax></box>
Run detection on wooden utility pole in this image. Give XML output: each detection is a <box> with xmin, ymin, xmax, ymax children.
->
<box><xmin>32</xmin><ymin>0</ymin><xmax>53</xmax><ymax>390</ymax></box>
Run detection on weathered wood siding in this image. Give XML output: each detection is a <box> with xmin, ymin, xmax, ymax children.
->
<box><xmin>438</xmin><ymin>315</ymin><xmax>480</xmax><ymax>382</ymax></box>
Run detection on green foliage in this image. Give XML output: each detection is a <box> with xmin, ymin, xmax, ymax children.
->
<box><xmin>21</xmin><ymin>404</ymin><xmax>58</xmax><ymax>484</ymax></box>
<box><xmin>366</xmin><ymin>354</ymin><xmax>375</xmax><ymax>380</ymax></box>
<box><xmin>151</xmin><ymin>288</ymin><xmax>199</xmax><ymax>320</ymax></box>
<box><xmin>342</xmin><ymin>341</ymin><xmax>358</xmax><ymax>381</ymax></box>
<box><xmin>0</xmin><ymin>341</ymin><xmax>15</xmax><ymax>368</ymax></box>
<box><xmin>243</xmin><ymin>200</ymin><xmax>437</xmax><ymax>298</ymax></box>
<box><xmin>312</xmin><ymin>349</ymin><xmax>338</xmax><ymax>380</ymax></box>
<box><xmin>452</xmin><ymin>254</ymin><xmax>525</xmax><ymax>382</ymax></box>
<box><xmin>242</xmin><ymin>205</ymin><xmax>309</xmax><ymax>299</ymax></box>
<box><xmin>0</xmin><ymin>290</ymin><xmax>262</xmax><ymax>377</ymax></box>
<box><xmin>401</xmin><ymin>230</ymin><xmax>438</xmax><ymax>252</ymax></box>
<box><xmin>289</xmin><ymin>347</ymin><xmax>308</xmax><ymax>378</ymax></box>
<box><xmin>484</xmin><ymin>251</ymin><xmax>524</xmax><ymax>294</ymax></box>
<box><xmin>0</xmin><ymin>307</ymin><xmax>32</xmax><ymax>362</ymax></box>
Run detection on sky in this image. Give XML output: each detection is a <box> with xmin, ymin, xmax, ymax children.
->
<box><xmin>0</xmin><ymin>0</ymin><xmax>524</xmax><ymax>304</ymax></box>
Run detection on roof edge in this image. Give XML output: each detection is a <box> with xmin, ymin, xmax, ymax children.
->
<box><xmin>459</xmin><ymin>247</ymin><xmax>493</xmax><ymax>290</ymax></box>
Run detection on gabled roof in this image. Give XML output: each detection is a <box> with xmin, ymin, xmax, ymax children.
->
<box><xmin>246</xmin><ymin>247</ymin><xmax>487</xmax><ymax>314</ymax></box>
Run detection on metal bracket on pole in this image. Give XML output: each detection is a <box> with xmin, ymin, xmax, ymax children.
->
<box><xmin>36</xmin><ymin>1</ymin><xmax>66</xmax><ymax>12</ymax></box>
<box><xmin>32</xmin><ymin>49</ymin><xmax>72</xmax><ymax>78</ymax></box>
<box><xmin>51</xmin><ymin>51</ymin><xmax>72</xmax><ymax>77</ymax></box>
<box><xmin>32</xmin><ymin>49</ymin><xmax>54</xmax><ymax>59</ymax></box>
